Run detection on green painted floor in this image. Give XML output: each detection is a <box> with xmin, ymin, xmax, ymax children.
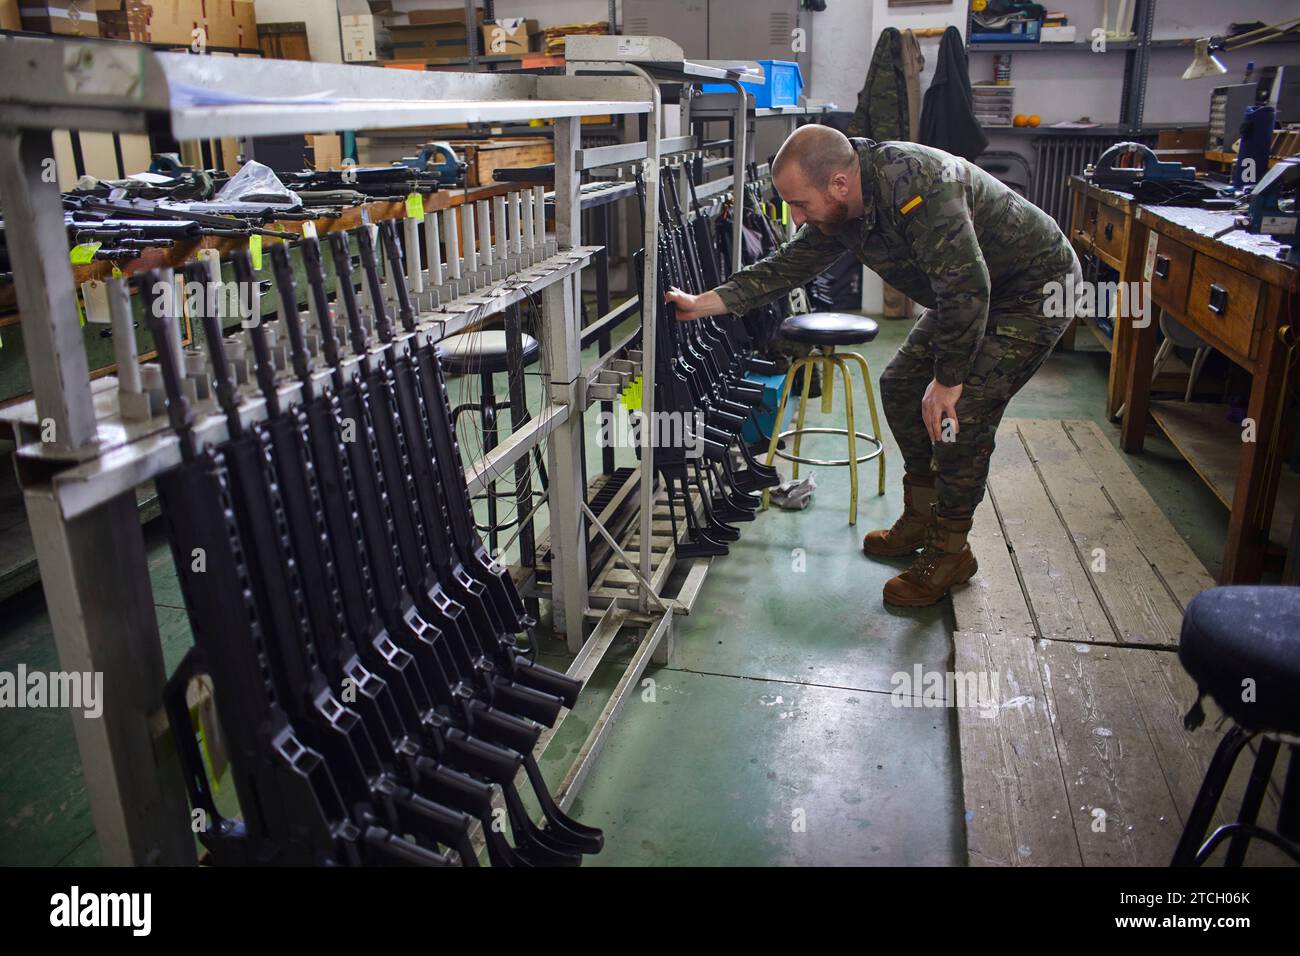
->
<box><xmin>0</xmin><ymin>315</ymin><xmax>1234</xmax><ymax>866</ymax></box>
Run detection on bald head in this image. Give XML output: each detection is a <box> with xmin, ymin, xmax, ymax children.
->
<box><xmin>771</xmin><ymin>125</ymin><xmax>856</xmax><ymax>190</ymax></box>
<box><xmin>769</xmin><ymin>125</ymin><xmax>862</xmax><ymax>235</ymax></box>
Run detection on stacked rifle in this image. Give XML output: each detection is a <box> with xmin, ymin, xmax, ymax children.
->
<box><xmin>714</xmin><ymin>162</ymin><xmax>797</xmax><ymax>353</ymax></box>
<box><xmin>634</xmin><ymin>162</ymin><xmax>783</xmax><ymax>557</ymax></box>
<box><xmin>149</xmin><ymin>218</ymin><xmax>602</xmax><ymax>866</ymax></box>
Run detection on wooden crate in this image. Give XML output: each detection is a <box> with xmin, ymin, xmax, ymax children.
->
<box><xmin>451</xmin><ymin>138</ymin><xmax>554</xmax><ymax>186</ymax></box>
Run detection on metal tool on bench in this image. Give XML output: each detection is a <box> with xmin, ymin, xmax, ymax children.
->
<box><xmin>1085</xmin><ymin>141</ymin><xmax>1197</xmax><ymax>190</ymax></box>
<box><xmin>400</xmin><ymin>142</ymin><xmax>467</xmax><ymax>187</ymax></box>
<box><xmin>1243</xmin><ymin>155</ymin><xmax>1300</xmax><ymax>261</ymax></box>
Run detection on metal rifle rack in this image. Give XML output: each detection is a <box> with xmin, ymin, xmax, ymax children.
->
<box><xmin>0</xmin><ymin>34</ymin><xmax>652</xmax><ymax>866</ymax></box>
<box><xmin>479</xmin><ymin>38</ymin><xmax>766</xmax><ymax>813</ymax></box>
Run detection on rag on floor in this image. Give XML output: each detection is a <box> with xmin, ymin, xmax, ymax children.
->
<box><xmin>770</xmin><ymin>473</ymin><xmax>816</xmax><ymax>511</ymax></box>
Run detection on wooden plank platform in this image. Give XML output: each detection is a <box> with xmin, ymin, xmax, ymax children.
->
<box><xmin>952</xmin><ymin>419</ymin><xmax>1287</xmax><ymax>866</ymax></box>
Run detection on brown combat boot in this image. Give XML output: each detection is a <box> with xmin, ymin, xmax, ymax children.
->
<box><xmin>882</xmin><ymin>514</ymin><xmax>978</xmax><ymax>607</ymax></box>
<box><xmin>862</xmin><ymin>473</ymin><xmax>936</xmax><ymax>557</ymax></box>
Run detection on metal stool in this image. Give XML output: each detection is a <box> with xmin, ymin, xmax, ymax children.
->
<box><xmin>1172</xmin><ymin>586</ymin><xmax>1300</xmax><ymax>866</ymax></box>
<box><xmin>440</xmin><ymin>328</ymin><xmax>547</xmax><ymax>555</ymax></box>
<box><xmin>762</xmin><ymin>312</ymin><xmax>885</xmax><ymax>525</ymax></box>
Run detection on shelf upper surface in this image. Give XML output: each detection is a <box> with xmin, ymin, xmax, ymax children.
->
<box><xmin>0</xmin><ymin>35</ymin><xmax>651</xmax><ymax>138</ymax></box>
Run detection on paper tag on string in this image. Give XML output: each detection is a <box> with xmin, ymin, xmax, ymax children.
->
<box><xmin>406</xmin><ymin>193</ymin><xmax>426</xmax><ymax>220</ymax></box>
<box><xmin>81</xmin><ymin>279</ymin><xmax>110</xmax><ymax>324</ymax></box>
<box><xmin>249</xmin><ymin>234</ymin><xmax>263</xmax><ymax>271</ymax></box>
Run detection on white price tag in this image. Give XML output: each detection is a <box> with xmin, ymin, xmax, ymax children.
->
<box><xmin>81</xmin><ymin>279</ymin><xmax>110</xmax><ymax>324</ymax></box>
<box><xmin>303</xmin><ymin>221</ymin><xmax>318</xmax><ymax>240</ymax></box>
<box><xmin>1142</xmin><ymin>229</ymin><xmax>1158</xmax><ymax>281</ymax></box>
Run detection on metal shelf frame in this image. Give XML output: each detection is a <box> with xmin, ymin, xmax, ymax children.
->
<box><xmin>564</xmin><ymin>39</ymin><xmax>756</xmax><ymax>629</ymax></box>
<box><xmin>0</xmin><ymin>33</ymin><xmax>650</xmax><ymax>866</ymax></box>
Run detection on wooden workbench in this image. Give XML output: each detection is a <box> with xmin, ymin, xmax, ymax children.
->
<box><xmin>1066</xmin><ymin>177</ymin><xmax>1146</xmax><ymax>418</ymax></box>
<box><xmin>1120</xmin><ymin>204</ymin><xmax>1299</xmax><ymax>583</ymax></box>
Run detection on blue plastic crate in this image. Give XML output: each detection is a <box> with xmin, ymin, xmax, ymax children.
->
<box><xmin>740</xmin><ymin>370</ymin><xmax>796</xmax><ymax>446</ymax></box>
<box><xmin>702</xmin><ymin>59</ymin><xmax>803</xmax><ymax>108</ymax></box>
<box><xmin>970</xmin><ymin>20</ymin><xmax>1042</xmax><ymax>43</ymax></box>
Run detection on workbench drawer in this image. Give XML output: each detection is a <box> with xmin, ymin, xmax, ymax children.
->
<box><xmin>1148</xmin><ymin>234</ymin><xmax>1194</xmax><ymax>314</ymax></box>
<box><xmin>1094</xmin><ymin>203</ymin><xmax>1126</xmax><ymax>261</ymax></box>
<box><xmin>1185</xmin><ymin>254</ymin><xmax>1262</xmax><ymax>359</ymax></box>
<box><xmin>1075</xmin><ymin>198</ymin><xmax>1099</xmax><ymax>246</ymax></box>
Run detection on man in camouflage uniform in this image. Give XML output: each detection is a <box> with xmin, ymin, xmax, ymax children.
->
<box><xmin>667</xmin><ymin>125</ymin><xmax>1080</xmax><ymax>607</ymax></box>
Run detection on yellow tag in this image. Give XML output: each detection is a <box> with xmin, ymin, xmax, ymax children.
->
<box><xmin>781</xmin><ymin>201</ymin><xmax>789</xmax><ymax>225</ymax></box>
<box><xmin>900</xmin><ymin>194</ymin><xmax>924</xmax><ymax>215</ymax></box>
<box><xmin>111</xmin><ymin>266</ymin><xmax>124</xmax><ymax>279</ymax></box>
<box><xmin>302</xmin><ymin>220</ymin><xmax>318</xmax><ymax>240</ymax></box>
<box><xmin>972</xmin><ymin>0</ymin><xmax>987</xmax><ymax>11</ymax></box>
<box><xmin>249</xmin><ymin>234</ymin><xmax>263</xmax><ymax>270</ymax></box>
<box><xmin>272</xmin><ymin>223</ymin><xmax>287</xmax><ymax>244</ymax></box>
<box><xmin>76</xmin><ymin>292</ymin><xmax>85</xmax><ymax>327</ymax></box>
<box><xmin>70</xmin><ymin>242</ymin><xmax>101</xmax><ymax>265</ymax></box>
<box><xmin>406</xmin><ymin>192</ymin><xmax>426</xmax><ymax>220</ymax></box>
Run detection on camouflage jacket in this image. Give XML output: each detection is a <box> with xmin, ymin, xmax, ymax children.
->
<box><xmin>715</xmin><ymin>139</ymin><xmax>1076</xmax><ymax>386</ymax></box>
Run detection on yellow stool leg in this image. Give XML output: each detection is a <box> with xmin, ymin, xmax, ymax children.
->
<box><xmin>820</xmin><ymin>346</ymin><xmax>835</xmax><ymax>415</ymax></box>
<box><xmin>843</xmin><ymin>350</ymin><xmax>887</xmax><ymax>496</ymax></box>
<box><xmin>789</xmin><ymin>354</ymin><xmax>816</xmax><ymax>481</ymax></box>
<box><xmin>763</xmin><ymin>356</ymin><xmax>803</xmax><ymax>511</ymax></box>
<box><xmin>834</xmin><ymin>356</ymin><xmax>859</xmax><ymax>526</ymax></box>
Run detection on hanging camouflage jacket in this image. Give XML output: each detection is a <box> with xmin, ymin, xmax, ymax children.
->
<box><xmin>714</xmin><ymin>138</ymin><xmax>1077</xmax><ymax>386</ymax></box>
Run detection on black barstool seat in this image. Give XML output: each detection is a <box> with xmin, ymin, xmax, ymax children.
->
<box><xmin>779</xmin><ymin>312</ymin><xmax>879</xmax><ymax>347</ymax></box>
<box><xmin>438</xmin><ymin>330</ymin><xmax>539</xmax><ymax>375</ymax></box>
<box><xmin>1179</xmin><ymin>586</ymin><xmax>1300</xmax><ymax>734</ymax></box>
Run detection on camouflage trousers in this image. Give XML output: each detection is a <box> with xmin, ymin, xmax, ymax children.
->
<box><xmin>880</xmin><ymin>276</ymin><xmax>1077</xmax><ymax>520</ymax></box>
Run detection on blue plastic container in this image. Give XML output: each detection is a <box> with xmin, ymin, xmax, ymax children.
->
<box><xmin>702</xmin><ymin>60</ymin><xmax>803</xmax><ymax>108</ymax></box>
<box><xmin>740</xmin><ymin>370</ymin><xmax>796</xmax><ymax>446</ymax></box>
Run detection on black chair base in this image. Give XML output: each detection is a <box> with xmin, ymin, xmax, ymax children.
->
<box><xmin>1171</xmin><ymin>725</ymin><xmax>1300</xmax><ymax>866</ymax></box>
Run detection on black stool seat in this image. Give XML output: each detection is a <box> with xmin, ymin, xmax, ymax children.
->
<box><xmin>1180</xmin><ymin>586</ymin><xmax>1300</xmax><ymax>734</ymax></box>
<box><xmin>438</xmin><ymin>330</ymin><xmax>539</xmax><ymax>375</ymax></box>
<box><xmin>779</xmin><ymin>311</ymin><xmax>879</xmax><ymax>346</ymax></box>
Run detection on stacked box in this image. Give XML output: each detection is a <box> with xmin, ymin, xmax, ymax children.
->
<box><xmin>481</xmin><ymin>18</ymin><xmax>537</xmax><ymax>56</ymax></box>
<box><xmin>972</xmin><ymin>84</ymin><xmax>1015</xmax><ymax>127</ymax></box>
<box><xmin>389</xmin><ymin>6</ymin><xmax>482</xmax><ymax>60</ymax></box>
<box><xmin>97</xmin><ymin>0</ymin><xmax>257</xmax><ymax>50</ymax></box>
<box><xmin>19</xmin><ymin>0</ymin><xmax>100</xmax><ymax>36</ymax></box>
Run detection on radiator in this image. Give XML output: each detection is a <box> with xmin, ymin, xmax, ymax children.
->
<box><xmin>1029</xmin><ymin>134</ymin><xmax>1156</xmax><ymax>228</ymax></box>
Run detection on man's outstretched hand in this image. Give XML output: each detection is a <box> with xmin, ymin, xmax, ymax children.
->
<box><xmin>665</xmin><ymin>288</ymin><xmax>725</xmax><ymax>321</ymax></box>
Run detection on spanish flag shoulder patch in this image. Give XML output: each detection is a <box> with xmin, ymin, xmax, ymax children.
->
<box><xmin>899</xmin><ymin>195</ymin><xmax>924</xmax><ymax>215</ymax></box>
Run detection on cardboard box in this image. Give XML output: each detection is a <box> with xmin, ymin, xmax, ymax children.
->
<box><xmin>1</xmin><ymin>0</ymin><xmax>23</xmax><ymax>31</ymax></box>
<box><xmin>481</xmin><ymin>18</ymin><xmax>536</xmax><ymax>56</ymax></box>
<box><xmin>340</xmin><ymin>0</ymin><xmax>390</xmax><ymax>62</ymax></box>
<box><xmin>408</xmin><ymin>7</ymin><xmax>481</xmax><ymax>27</ymax></box>
<box><xmin>20</xmin><ymin>0</ymin><xmax>101</xmax><ymax>36</ymax></box>
<box><xmin>92</xmin><ymin>0</ymin><xmax>257</xmax><ymax>49</ymax></box>
<box><xmin>204</xmin><ymin>0</ymin><xmax>257</xmax><ymax>51</ymax></box>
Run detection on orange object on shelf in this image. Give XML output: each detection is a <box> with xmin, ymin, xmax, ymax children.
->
<box><xmin>520</xmin><ymin>53</ymin><xmax>564</xmax><ymax>69</ymax></box>
<box><xmin>1028</xmin><ymin>114</ymin><xmax>1041</xmax><ymax>127</ymax></box>
<box><xmin>1013</xmin><ymin>114</ymin><xmax>1028</xmax><ymax>127</ymax></box>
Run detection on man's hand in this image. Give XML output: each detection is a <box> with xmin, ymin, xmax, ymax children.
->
<box><xmin>665</xmin><ymin>288</ymin><xmax>725</xmax><ymax>321</ymax></box>
<box><xmin>922</xmin><ymin>379</ymin><xmax>964</xmax><ymax>443</ymax></box>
